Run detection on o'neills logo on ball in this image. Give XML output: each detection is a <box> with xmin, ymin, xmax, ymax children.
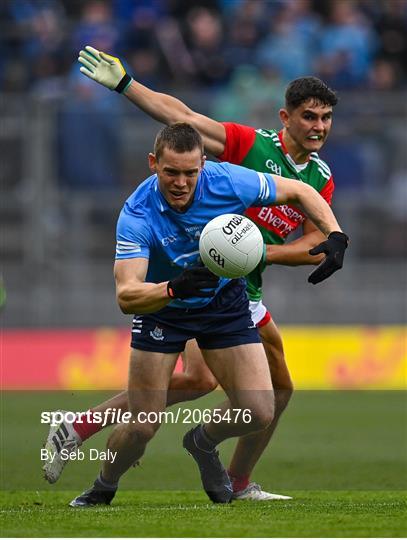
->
<box><xmin>209</xmin><ymin>247</ymin><xmax>225</xmax><ymax>268</ymax></box>
<box><xmin>222</xmin><ymin>215</ymin><xmax>244</xmax><ymax>235</ymax></box>
<box><xmin>231</xmin><ymin>222</ymin><xmax>253</xmax><ymax>244</ymax></box>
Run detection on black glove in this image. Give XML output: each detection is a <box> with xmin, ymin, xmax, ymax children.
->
<box><xmin>167</xmin><ymin>267</ymin><xmax>220</xmax><ymax>299</ymax></box>
<box><xmin>308</xmin><ymin>231</ymin><xmax>349</xmax><ymax>285</ymax></box>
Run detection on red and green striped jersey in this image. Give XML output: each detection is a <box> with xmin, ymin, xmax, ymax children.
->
<box><xmin>218</xmin><ymin>122</ymin><xmax>335</xmax><ymax>301</ymax></box>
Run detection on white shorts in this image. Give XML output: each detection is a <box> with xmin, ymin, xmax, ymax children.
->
<box><xmin>249</xmin><ymin>300</ymin><xmax>270</xmax><ymax>327</ymax></box>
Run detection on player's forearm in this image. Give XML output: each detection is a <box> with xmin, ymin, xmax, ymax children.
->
<box><xmin>123</xmin><ymin>80</ymin><xmax>193</xmax><ymax>126</ymax></box>
<box><xmin>116</xmin><ymin>281</ymin><xmax>171</xmax><ymax>314</ymax></box>
<box><xmin>123</xmin><ymin>81</ymin><xmax>226</xmax><ymax>155</ymax></box>
<box><xmin>265</xmin><ymin>232</ymin><xmax>325</xmax><ymax>266</ymax></box>
<box><xmin>290</xmin><ymin>184</ymin><xmax>341</xmax><ymax>237</ymax></box>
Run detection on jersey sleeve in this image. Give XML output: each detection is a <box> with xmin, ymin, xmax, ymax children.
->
<box><xmin>221</xmin><ymin>162</ymin><xmax>277</xmax><ymax>208</ymax></box>
<box><xmin>115</xmin><ymin>203</ymin><xmax>152</xmax><ymax>260</ymax></box>
<box><xmin>217</xmin><ymin>122</ymin><xmax>256</xmax><ymax>164</ymax></box>
<box><xmin>319</xmin><ymin>176</ymin><xmax>335</xmax><ymax>205</ymax></box>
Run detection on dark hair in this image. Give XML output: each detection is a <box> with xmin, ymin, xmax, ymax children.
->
<box><xmin>154</xmin><ymin>122</ymin><xmax>204</xmax><ymax>161</ymax></box>
<box><xmin>285</xmin><ymin>76</ymin><xmax>338</xmax><ymax>110</ymax></box>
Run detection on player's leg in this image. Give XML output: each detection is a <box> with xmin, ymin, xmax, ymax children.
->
<box><xmin>167</xmin><ymin>339</ymin><xmax>218</xmax><ymax>405</ymax></box>
<box><xmin>181</xmin><ymin>279</ymin><xmax>275</xmax><ymax>503</ymax></box>
<box><xmin>69</xmin><ymin>348</ymin><xmax>179</xmax><ymax>507</ymax></box>
<box><xmin>81</xmin><ymin>340</ymin><xmax>216</xmax><ymax>412</ymax></box>
<box><xmin>43</xmin><ymin>339</ymin><xmax>217</xmax><ymax>483</ymax></box>
<box><xmin>101</xmin><ymin>349</ymin><xmax>179</xmax><ymax>482</ymax></box>
<box><xmin>74</xmin><ymin>341</ymin><xmax>216</xmax><ymax>436</ymax></box>
<box><xmin>228</xmin><ymin>306</ymin><xmax>294</xmax><ymax>500</ymax></box>
<box><xmin>183</xmin><ymin>341</ymin><xmax>274</xmax><ymax>503</ymax></box>
<box><xmin>201</xmin><ymin>342</ymin><xmax>275</xmax><ymax>440</ymax></box>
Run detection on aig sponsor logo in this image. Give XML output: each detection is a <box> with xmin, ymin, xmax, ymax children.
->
<box><xmin>209</xmin><ymin>247</ymin><xmax>225</xmax><ymax>268</ymax></box>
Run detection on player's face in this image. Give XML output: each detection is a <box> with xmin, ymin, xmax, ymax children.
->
<box><xmin>149</xmin><ymin>147</ymin><xmax>206</xmax><ymax>212</ymax></box>
<box><xmin>281</xmin><ymin>99</ymin><xmax>333</xmax><ymax>154</ymax></box>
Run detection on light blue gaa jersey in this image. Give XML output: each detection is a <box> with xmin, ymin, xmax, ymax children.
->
<box><xmin>116</xmin><ymin>160</ymin><xmax>277</xmax><ymax>309</ymax></box>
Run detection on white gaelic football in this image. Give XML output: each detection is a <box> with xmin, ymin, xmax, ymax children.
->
<box><xmin>199</xmin><ymin>214</ymin><xmax>264</xmax><ymax>278</ymax></box>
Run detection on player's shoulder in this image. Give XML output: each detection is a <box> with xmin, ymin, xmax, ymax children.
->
<box><xmin>253</xmin><ymin>128</ymin><xmax>281</xmax><ymax>146</ymax></box>
<box><xmin>308</xmin><ymin>152</ymin><xmax>332</xmax><ymax>181</ymax></box>
<box><xmin>119</xmin><ymin>175</ymin><xmax>157</xmax><ymax>230</ymax></box>
<box><xmin>203</xmin><ymin>160</ymin><xmax>234</xmax><ymax>180</ymax></box>
<box><xmin>254</xmin><ymin>127</ymin><xmax>279</xmax><ymax>139</ymax></box>
<box><xmin>204</xmin><ymin>159</ymin><xmax>256</xmax><ymax>183</ymax></box>
<box><xmin>124</xmin><ymin>175</ymin><xmax>156</xmax><ymax>214</ymax></box>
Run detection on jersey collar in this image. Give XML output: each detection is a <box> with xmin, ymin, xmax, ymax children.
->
<box><xmin>278</xmin><ymin>129</ymin><xmax>310</xmax><ymax>169</ymax></box>
<box><xmin>278</xmin><ymin>129</ymin><xmax>289</xmax><ymax>154</ymax></box>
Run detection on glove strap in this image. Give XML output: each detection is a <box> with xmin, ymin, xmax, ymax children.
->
<box><xmin>167</xmin><ymin>282</ymin><xmax>176</xmax><ymax>299</ymax></box>
<box><xmin>328</xmin><ymin>231</ymin><xmax>349</xmax><ymax>246</ymax></box>
<box><xmin>115</xmin><ymin>73</ymin><xmax>133</xmax><ymax>94</ymax></box>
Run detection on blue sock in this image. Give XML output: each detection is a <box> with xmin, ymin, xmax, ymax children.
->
<box><xmin>193</xmin><ymin>425</ymin><xmax>217</xmax><ymax>451</ymax></box>
<box><xmin>96</xmin><ymin>472</ymin><xmax>118</xmax><ymax>491</ymax></box>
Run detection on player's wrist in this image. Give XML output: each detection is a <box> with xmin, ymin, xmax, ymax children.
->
<box><xmin>261</xmin><ymin>244</ymin><xmax>267</xmax><ymax>264</ymax></box>
<box><xmin>262</xmin><ymin>244</ymin><xmax>279</xmax><ymax>265</ymax></box>
<box><xmin>114</xmin><ymin>73</ymin><xmax>133</xmax><ymax>94</ymax></box>
<box><xmin>328</xmin><ymin>231</ymin><xmax>349</xmax><ymax>246</ymax></box>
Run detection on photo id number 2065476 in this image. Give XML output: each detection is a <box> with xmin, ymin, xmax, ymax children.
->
<box><xmin>182</xmin><ymin>408</ymin><xmax>252</xmax><ymax>424</ymax></box>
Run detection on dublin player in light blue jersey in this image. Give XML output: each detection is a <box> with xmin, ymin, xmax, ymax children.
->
<box><xmin>61</xmin><ymin>123</ymin><xmax>348</xmax><ymax>507</ymax></box>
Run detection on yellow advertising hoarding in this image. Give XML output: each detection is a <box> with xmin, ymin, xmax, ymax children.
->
<box><xmin>282</xmin><ymin>326</ymin><xmax>406</xmax><ymax>389</ymax></box>
<box><xmin>3</xmin><ymin>326</ymin><xmax>406</xmax><ymax>390</ymax></box>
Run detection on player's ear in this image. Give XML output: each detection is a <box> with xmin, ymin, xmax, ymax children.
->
<box><xmin>279</xmin><ymin>108</ymin><xmax>289</xmax><ymax>127</ymax></box>
<box><xmin>201</xmin><ymin>155</ymin><xmax>206</xmax><ymax>168</ymax></box>
<box><xmin>148</xmin><ymin>152</ymin><xmax>157</xmax><ymax>172</ymax></box>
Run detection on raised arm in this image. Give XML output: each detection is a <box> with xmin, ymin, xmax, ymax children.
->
<box><xmin>124</xmin><ymin>81</ymin><xmax>226</xmax><ymax>155</ymax></box>
<box><xmin>78</xmin><ymin>46</ymin><xmax>226</xmax><ymax>156</ymax></box>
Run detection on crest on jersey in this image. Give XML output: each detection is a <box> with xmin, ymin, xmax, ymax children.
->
<box><xmin>150</xmin><ymin>326</ymin><xmax>165</xmax><ymax>341</ymax></box>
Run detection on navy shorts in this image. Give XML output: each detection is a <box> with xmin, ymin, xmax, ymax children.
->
<box><xmin>130</xmin><ymin>279</ymin><xmax>260</xmax><ymax>353</ymax></box>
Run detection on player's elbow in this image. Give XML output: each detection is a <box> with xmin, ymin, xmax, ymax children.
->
<box><xmin>116</xmin><ymin>287</ymin><xmax>135</xmax><ymax>314</ymax></box>
<box><xmin>117</xmin><ymin>297</ymin><xmax>132</xmax><ymax>314</ymax></box>
<box><xmin>168</xmin><ymin>107</ymin><xmax>194</xmax><ymax>126</ymax></box>
<box><xmin>275</xmin><ymin>177</ymin><xmax>313</xmax><ymax>205</ymax></box>
<box><xmin>292</xmin><ymin>181</ymin><xmax>316</xmax><ymax>205</ymax></box>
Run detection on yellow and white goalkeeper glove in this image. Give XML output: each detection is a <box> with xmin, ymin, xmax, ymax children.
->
<box><xmin>78</xmin><ymin>45</ymin><xmax>133</xmax><ymax>93</ymax></box>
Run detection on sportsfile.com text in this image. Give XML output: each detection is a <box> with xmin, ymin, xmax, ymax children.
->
<box><xmin>41</xmin><ymin>408</ymin><xmax>253</xmax><ymax>427</ymax></box>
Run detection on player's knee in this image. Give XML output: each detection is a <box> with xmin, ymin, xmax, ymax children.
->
<box><xmin>248</xmin><ymin>402</ymin><xmax>275</xmax><ymax>432</ymax></box>
<box><xmin>187</xmin><ymin>370</ymin><xmax>218</xmax><ymax>394</ymax></box>
<box><xmin>274</xmin><ymin>385</ymin><xmax>293</xmax><ymax>415</ymax></box>
<box><xmin>134</xmin><ymin>422</ymin><xmax>158</xmax><ymax>445</ymax></box>
<box><xmin>123</xmin><ymin>417</ymin><xmax>159</xmax><ymax>445</ymax></box>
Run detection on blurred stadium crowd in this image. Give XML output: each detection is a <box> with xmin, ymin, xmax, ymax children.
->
<box><xmin>1</xmin><ymin>0</ymin><xmax>406</xmax><ymax>327</ymax></box>
<box><xmin>1</xmin><ymin>0</ymin><xmax>407</xmax><ymax>95</ymax></box>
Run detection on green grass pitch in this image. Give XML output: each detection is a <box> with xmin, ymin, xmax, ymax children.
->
<box><xmin>1</xmin><ymin>390</ymin><xmax>406</xmax><ymax>537</ymax></box>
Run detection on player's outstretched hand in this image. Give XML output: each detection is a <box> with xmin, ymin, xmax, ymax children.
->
<box><xmin>168</xmin><ymin>267</ymin><xmax>220</xmax><ymax>299</ymax></box>
<box><xmin>78</xmin><ymin>46</ymin><xmax>132</xmax><ymax>93</ymax></box>
<box><xmin>308</xmin><ymin>231</ymin><xmax>349</xmax><ymax>285</ymax></box>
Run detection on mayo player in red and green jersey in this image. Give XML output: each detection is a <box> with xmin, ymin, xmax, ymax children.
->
<box><xmin>44</xmin><ymin>49</ymin><xmax>340</xmax><ymax>500</ymax></box>
<box><xmin>221</xmin><ymin>119</ymin><xmax>335</xmax><ymax>307</ymax></box>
